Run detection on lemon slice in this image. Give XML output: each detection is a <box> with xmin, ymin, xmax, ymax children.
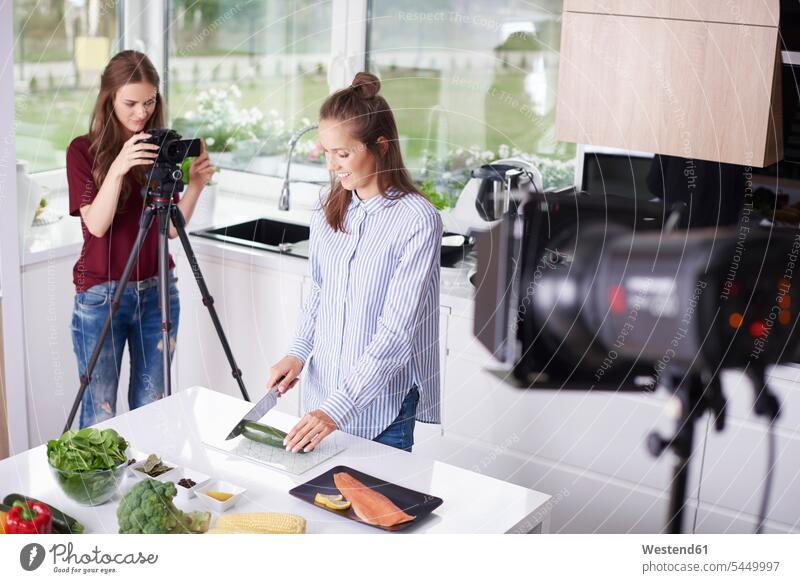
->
<box><xmin>314</xmin><ymin>492</ymin><xmax>351</xmax><ymax>510</ymax></box>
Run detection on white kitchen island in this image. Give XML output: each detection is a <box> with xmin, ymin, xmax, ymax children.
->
<box><xmin>0</xmin><ymin>386</ymin><xmax>553</xmax><ymax>534</ymax></box>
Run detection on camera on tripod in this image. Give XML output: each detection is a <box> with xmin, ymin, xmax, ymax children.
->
<box><xmin>141</xmin><ymin>128</ymin><xmax>202</xmax><ymax>202</ymax></box>
<box><xmin>67</xmin><ymin>128</ymin><xmax>251</xmax><ymax>435</ymax></box>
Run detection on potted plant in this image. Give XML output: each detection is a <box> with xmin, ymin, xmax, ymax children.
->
<box><xmin>173</xmin><ymin>85</ymin><xmax>262</xmax><ymax>170</ymax></box>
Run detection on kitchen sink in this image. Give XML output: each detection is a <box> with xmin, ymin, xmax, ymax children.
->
<box><xmin>192</xmin><ymin>219</ymin><xmax>474</xmax><ymax>269</ymax></box>
<box><xmin>192</xmin><ymin>218</ymin><xmax>311</xmax><ymax>256</ymax></box>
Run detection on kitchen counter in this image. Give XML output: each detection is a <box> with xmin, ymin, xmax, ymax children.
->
<box><xmin>21</xmin><ymin>170</ymin><xmax>476</xmax><ymax>302</ymax></box>
<box><xmin>0</xmin><ymin>386</ymin><xmax>553</xmax><ymax>534</ymax></box>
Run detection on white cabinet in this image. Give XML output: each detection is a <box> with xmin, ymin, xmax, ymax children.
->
<box><xmin>20</xmin><ymin>254</ymin><xmax>132</xmax><ymax>447</ymax></box>
<box><xmin>414</xmin><ymin>304</ymin><xmax>451</xmax><ymax>442</ymax></box>
<box><xmin>415</xmin><ymin>306</ymin><xmax>800</xmax><ymax>533</ymax></box>
<box><xmin>22</xmin><ymin>256</ymin><xmax>78</xmax><ymax>447</ymax></box>
<box><xmin>19</xmin><ymin>244</ymin><xmax>306</xmax><ymax>448</ymax></box>
<box><xmin>173</xmin><ymin>249</ymin><xmax>305</xmax><ymax>416</ymax></box>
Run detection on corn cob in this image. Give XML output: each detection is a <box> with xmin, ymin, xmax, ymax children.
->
<box><xmin>207</xmin><ymin>512</ymin><xmax>306</xmax><ymax>534</ymax></box>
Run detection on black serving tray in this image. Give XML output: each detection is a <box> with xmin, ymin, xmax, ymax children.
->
<box><xmin>288</xmin><ymin>465</ymin><xmax>443</xmax><ymax>532</ymax></box>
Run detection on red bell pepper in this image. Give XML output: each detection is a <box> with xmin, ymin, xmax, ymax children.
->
<box><xmin>5</xmin><ymin>501</ymin><xmax>52</xmax><ymax>534</ymax></box>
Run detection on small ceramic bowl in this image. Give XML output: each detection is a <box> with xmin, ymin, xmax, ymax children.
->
<box><xmin>196</xmin><ymin>480</ymin><xmax>246</xmax><ymax>512</ymax></box>
<box><xmin>169</xmin><ymin>467</ymin><xmax>211</xmax><ymax>500</ymax></box>
<box><xmin>128</xmin><ymin>455</ymin><xmax>178</xmax><ymax>483</ymax></box>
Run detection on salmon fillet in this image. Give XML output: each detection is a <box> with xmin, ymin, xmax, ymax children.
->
<box><xmin>333</xmin><ymin>472</ymin><xmax>415</xmax><ymax>527</ymax></box>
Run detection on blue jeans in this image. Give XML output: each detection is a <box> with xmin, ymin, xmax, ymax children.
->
<box><xmin>72</xmin><ymin>276</ymin><xmax>180</xmax><ymax>428</ymax></box>
<box><xmin>372</xmin><ymin>386</ymin><xmax>419</xmax><ymax>452</ymax></box>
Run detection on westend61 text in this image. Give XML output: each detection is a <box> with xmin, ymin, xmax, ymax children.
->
<box><xmin>642</xmin><ymin>544</ymin><xmax>708</xmax><ymax>555</ymax></box>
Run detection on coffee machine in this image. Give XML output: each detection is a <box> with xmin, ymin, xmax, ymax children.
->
<box><xmin>448</xmin><ymin>158</ymin><xmax>543</xmax><ymax>236</ymax></box>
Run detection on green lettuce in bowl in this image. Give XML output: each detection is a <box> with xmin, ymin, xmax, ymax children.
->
<box><xmin>47</xmin><ymin>428</ymin><xmax>129</xmax><ymax>506</ymax></box>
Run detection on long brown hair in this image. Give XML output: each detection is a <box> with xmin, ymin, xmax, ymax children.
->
<box><xmin>87</xmin><ymin>50</ymin><xmax>164</xmax><ymax>210</ymax></box>
<box><xmin>319</xmin><ymin>72</ymin><xmax>422</xmax><ymax>232</ymax></box>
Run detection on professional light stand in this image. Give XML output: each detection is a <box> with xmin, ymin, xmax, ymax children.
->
<box><xmin>64</xmin><ymin>172</ymin><xmax>250</xmax><ymax>432</ymax></box>
<box><xmin>647</xmin><ymin>367</ymin><xmax>780</xmax><ymax>533</ymax></box>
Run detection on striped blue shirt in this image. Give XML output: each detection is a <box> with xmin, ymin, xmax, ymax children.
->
<box><xmin>287</xmin><ymin>189</ymin><xmax>443</xmax><ymax>439</ymax></box>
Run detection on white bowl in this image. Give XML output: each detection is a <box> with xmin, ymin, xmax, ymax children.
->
<box><xmin>196</xmin><ymin>480</ymin><xmax>246</xmax><ymax>513</ymax></box>
<box><xmin>128</xmin><ymin>455</ymin><xmax>178</xmax><ymax>483</ymax></box>
<box><xmin>169</xmin><ymin>467</ymin><xmax>211</xmax><ymax>500</ymax></box>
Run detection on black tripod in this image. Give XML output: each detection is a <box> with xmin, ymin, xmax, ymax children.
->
<box><xmin>64</xmin><ymin>178</ymin><xmax>250</xmax><ymax>432</ymax></box>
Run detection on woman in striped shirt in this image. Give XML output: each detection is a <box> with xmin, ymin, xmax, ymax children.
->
<box><xmin>267</xmin><ymin>72</ymin><xmax>443</xmax><ymax>453</ymax></box>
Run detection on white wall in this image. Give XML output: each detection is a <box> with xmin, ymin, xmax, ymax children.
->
<box><xmin>0</xmin><ymin>0</ymin><xmax>30</xmax><ymax>455</ymax></box>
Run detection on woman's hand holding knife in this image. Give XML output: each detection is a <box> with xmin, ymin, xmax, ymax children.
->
<box><xmin>266</xmin><ymin>355</ymin><xmax>337</xmax><ymax>453</ymax></box>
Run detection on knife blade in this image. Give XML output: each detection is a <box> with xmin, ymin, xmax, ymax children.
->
<box><xmin>225</xmin><ymin>388</ymin><xmax>280</xmax><ymax>440</ymax></box>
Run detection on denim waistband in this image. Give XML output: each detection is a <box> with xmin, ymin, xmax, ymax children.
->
<box><xmin>96</xmin><ymin>270</ymin><xmax>177</xmax><ymax>293</ymax></box>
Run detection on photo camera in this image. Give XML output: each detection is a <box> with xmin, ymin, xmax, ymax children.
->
<box><xmin>141</xmin><ymin>128</ymin><xmax>202</xmax><ymax>202</ymax></box>
<box><xmin>144</xmin><ymin>128</ymin><xmax>202</xmax><ymax>165</ymax></box>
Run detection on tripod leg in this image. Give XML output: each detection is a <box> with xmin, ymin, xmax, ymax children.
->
<box><xmin>65</xmin><ymin>207</ymin><xmax>157</xmax><ymax>432</ymax></box>
<box><xmin>170</xmin><ymin>205</ymin><xmax>251</xmax><ymax>402</ymax></box>
<box><xmin>157</xmin><ymin>208</ymin><xmax>173</xmax><ymax>397</ymax></box>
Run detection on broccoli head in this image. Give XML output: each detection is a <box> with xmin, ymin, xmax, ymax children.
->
<box><xmin>117</xmin><ymin>479</ymin><xmax>211</xmax><ymax>534</ymax></box>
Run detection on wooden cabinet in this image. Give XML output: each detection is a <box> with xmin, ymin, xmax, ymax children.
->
<box><xmin>563</xmin><ymin>0</ymin><xmax>780</xmax><ymax>26</ymax></box>
<box><xmin>556</xmin><ymin>0</ymin><xmax>783</xmax><ymax>167</ymax></box>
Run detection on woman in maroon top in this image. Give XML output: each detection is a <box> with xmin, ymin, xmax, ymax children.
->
<box><xmin>67</xmin><ymin>50</ymin><xmax>214</xmax><ymax>428</ymax></box>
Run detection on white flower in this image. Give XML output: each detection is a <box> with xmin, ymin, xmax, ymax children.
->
<box><xmin>206</xmin><ymin>137</ymin><xmax>215</xmax><ymax>146</ymax></box>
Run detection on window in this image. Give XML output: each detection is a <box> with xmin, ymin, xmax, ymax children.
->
<box><xmin>168</xmin><ymin>0</ymin><xmax>332</xmax><ymax>177</ymax></box>
<box><xmin>367</xmin><ymin>0</ymin><xmax>575</xmax><ymax>203</ymax></box>
<box><xmin>14</xmin><ymin>0</ymin><xmax>578</xmax><ymax>192</ymax></box>
<box><xmin>13</xmin><ymin>0</ymin><xmax>120</xmax><ymax>172</ymax></box>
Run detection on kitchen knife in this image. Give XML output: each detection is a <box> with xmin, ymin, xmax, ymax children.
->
<box><xmin>225</xmin><ymin>388</ymin><xmax>280</xmax><ymax>440</ymax></box>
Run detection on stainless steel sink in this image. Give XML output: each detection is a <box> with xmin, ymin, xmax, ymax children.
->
<box><xmin>192</xmin><ymin>218</ymin><xmax>311</xmax><ymax>256</ymax></box>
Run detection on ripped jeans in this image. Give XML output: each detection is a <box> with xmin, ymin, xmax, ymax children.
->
<box><xmin>71</xmin><ymin>274</ymin><xmax>180</xmax><ymax>428</ymax></box>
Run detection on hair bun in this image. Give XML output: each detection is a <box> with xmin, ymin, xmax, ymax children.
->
<box><xmin>350</xmin><ymin>72</ymin><xmax>381</xmax><ymax>99</ymax></box>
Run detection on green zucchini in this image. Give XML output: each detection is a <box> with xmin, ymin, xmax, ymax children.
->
<box><xmin>241</xmin><ymin>421</ymin><xmax>306</xmax><ymax>454</ymax></box>
<box><xmin>3</xmin><ymin>494</ymin><xmax>85</xmax><ymax>534</ymax></box>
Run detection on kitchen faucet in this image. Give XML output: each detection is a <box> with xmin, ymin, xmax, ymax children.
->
<box><xmin>278</xmin><ymin>123</ymin><xmax>320</xmax><ymax>211</ymax></box>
